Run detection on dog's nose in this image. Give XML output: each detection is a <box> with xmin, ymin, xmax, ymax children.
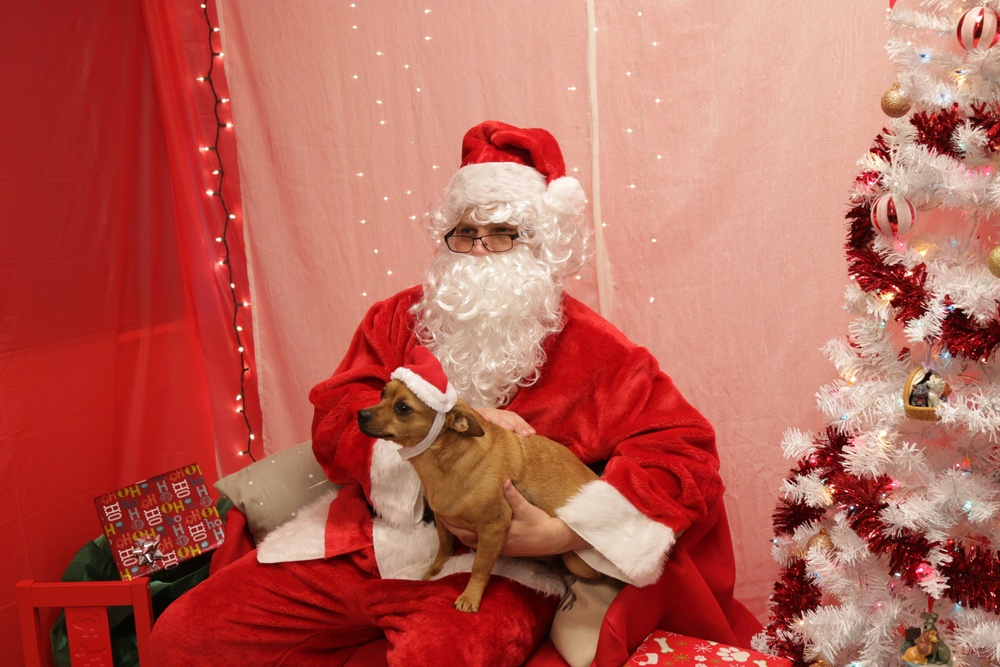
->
<box><xmin>358</xmin><ymin>409</ymin><xmax>372</xmax><ymax>424</ymax></box>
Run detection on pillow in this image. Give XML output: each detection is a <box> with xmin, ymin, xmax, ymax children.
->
<box><xmin>214</xmin><ymin>441</ymin><xmax>340</xmax><ymax>545</ymax></box>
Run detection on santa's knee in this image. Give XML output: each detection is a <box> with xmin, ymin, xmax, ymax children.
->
<box><xmin>151</xmin><ymin>595</ymin><xmax>213</xmax><ymax>665</ymax></box>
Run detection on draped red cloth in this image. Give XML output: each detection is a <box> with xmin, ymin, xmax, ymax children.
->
<box><xmin>0</xmin><ymin>2</ymin><xmax>259</xmax><ymax>663</ymax></box>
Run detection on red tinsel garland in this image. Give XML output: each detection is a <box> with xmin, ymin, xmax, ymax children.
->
<box><xmin>843</xmin><ymin>115</ymin><xmax>1000</xmax><ymax>361</ymax></box>
<box><xmin>765</xmin><ymin>428</ymin><xmax>1000</xmax><ymax>617</ymax></box>
<box><xmin>847</xmin><ymin>241</ymin><xmax>930</xmax><ymax>323</ymax></box>
<box><xmin>939</xmin><ymin>542</ymin><xmax>1000</xmax><ymax>613</ymax></box>
<box><xmin>967</xmin><ymin>102</ymin><xmax>1000</xmax><ymax>155</ymax></box>
<box><xmin>938</xmin><ymin>299</ymin><xmax>1000</xmax><ymax>361</ymax></box>
<box><xmin>762</xmin><ymin>559</ymin><xmax>823</xmax><ymax>667</ymax></box>
<box><xmin>910</xmin><ymin>104</ymin><xmax>962</xmax><ymax>158</ymax></box>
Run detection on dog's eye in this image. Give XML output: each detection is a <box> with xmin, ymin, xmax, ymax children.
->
<box><xmin>380</xmin><ymin>387</ymin><xmax>387</xmax><ymax>399</ymax></box>
<box><xmin>394</xmin><ymin>402</ymin><xmax>411</xmax><ymax>416</ymax></box>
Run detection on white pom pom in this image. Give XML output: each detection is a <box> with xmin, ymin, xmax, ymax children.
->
<box><xmin>543</xmin><ymin>176</ymin><xmax>586</xmax><ymax>216</ymax></box>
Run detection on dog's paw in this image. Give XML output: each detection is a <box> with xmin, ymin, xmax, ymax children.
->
<box><xmin>453</xmin><ymin>594</ymin><xmax>481</xmax><ymax>613</ymax></box>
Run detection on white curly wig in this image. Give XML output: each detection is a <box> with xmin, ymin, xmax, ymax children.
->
<box><xmin>412</xmin><ymin>160</ymin><xmax>591</xmax><ymax>407</ymax></box>
<box><xmin>425</xmin><ymin>162</ymin><xmax>590</xmax><ymax>284</ymax></box>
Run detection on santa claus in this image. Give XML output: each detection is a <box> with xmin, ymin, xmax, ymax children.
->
<box><xmin>152</xmin><ymin>120</ymin><xmax>760</xmax><ymax>667</ymax></box>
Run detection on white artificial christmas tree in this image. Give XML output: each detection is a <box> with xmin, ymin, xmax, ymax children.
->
<box><xmin>754</xmin><ymin>3</ymin><xmax>1000</xmax><ymax>666</ymax></box>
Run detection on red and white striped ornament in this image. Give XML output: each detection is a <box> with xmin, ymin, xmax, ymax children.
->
<box><xmin>957</xmin><ymin>6</ymin><xmax>1000</xmax><ymax>51</ymax></box>
<box><xmin>871</xmin><ymin>194</ymin><xmax>915</xmax><ymax>237</ymax></box>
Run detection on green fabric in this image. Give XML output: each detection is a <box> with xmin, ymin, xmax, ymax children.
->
<box><xmin>50</xmin><ymin>497</ymin><xmax>232</xmax><ymax>667</ymax></box>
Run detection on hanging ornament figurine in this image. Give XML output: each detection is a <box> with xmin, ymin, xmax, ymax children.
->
<box><xmin>881</xmin><ymin>82</ymin><xmax>911</xmax><ymax>118</ymax></box>
<box><xmin>957</xmin><ymin>5</ymin><xmax>1000</xmax><ymax>51</ymax></box>
<box><xmin>904</xmin><ymin>368</ymin><xmax>950</xmax><ymax>420</ymax></box>
<box><xmin>871</xmin><ymin>192</ymin><xmax>915</xmax><ymax>237</ymax></box>
<box><xmin>900</xmin><ymin>612</ymin><xmax>953</xmax><ymax>666</ymax></box>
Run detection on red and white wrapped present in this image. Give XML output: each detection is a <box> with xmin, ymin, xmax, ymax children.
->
<box><xmin>625</xmin><ymin>630</ymin><xmax>792</xmax><ymax>666</ymax></box>
<box><xmin>94</xmin><ymin>463</ymin><xmax>224</xmax><ymax>580</ymax></box>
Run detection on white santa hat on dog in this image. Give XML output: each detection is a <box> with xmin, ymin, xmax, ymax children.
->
<box><xmin>390</xmin><ymin>346</ymin><xmax>457</xmax><ymax>413</ymax></box>
<box><xmin>390</xmin><ymin>346</ymin><xmax>457</xmax><ymax>459</ymax></box>
<box><xmin>445</xmin><ymin>120</ymin><xmax>587</xmax><ymax>221</ymax></box>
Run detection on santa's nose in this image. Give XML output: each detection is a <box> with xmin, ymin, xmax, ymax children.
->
<box><xmin>468</xmin><ymin>238</ymin><xmax>491</xmax><ymax>257</ymax></box>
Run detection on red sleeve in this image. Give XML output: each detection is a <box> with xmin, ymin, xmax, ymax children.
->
<box><xmin>511</xmin><ymin>297</ymin><xmax>723</xmax><ymax>585</ymax></box>
<box><xmin>517</xmin><ymin>298</ymin><xmax>722</xmax><ymax>535</ymax></box>
<box><xmin>598</xmin><ymin>347</ymin><xmax>722</xmax><ymax>535</ymax></box>
<box><xmin>308</xmin><ymin>287</ymin><xmax>422</xmax><ymax>497</ymax></box>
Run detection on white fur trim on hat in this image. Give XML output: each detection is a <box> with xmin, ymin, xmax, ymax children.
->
<box><xmin>556</xmin><ymin>480</ymin><xmax>676</xmax><ymax>588</ymax></box>
<box><xmin>544</xmin><ymin>176</ymin><xmax>586</xmax><ymax>217</ymax></box>
<box><xmin>391</xmin><ymin>366</ymin><xmax>457</xmax><ymax>413</ymax></box>
<box><xmin>446</xmin><ymin>162</ymin><xmax>547</xmax><ymax>212</ymax></box>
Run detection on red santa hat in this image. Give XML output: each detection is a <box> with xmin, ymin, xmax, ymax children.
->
<box><xmin>445</xmin><ymin>120</ymin><xmax>586</xmax><ymax>220</ymax></box>
<box><xmin>390</xmin><ymin>346</ymin><xmax>457</xmax><ymax>414</ymax></box>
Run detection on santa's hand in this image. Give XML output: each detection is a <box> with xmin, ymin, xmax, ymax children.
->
<box><xmin>476</xmin><ymin>407</ymin><xmax>536</xmax><ymax>436</ymax></box>
<box><xmin>500</xmin><ymin>480</ymin><xmax>589</xmax><ymax>556</ymax></box>
<box><xmin>443</xmin><ymin>481</ymin><xmax>589</xmax><ymax>556</ymax></box>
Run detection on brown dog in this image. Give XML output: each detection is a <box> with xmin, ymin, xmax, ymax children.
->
<box><xmin>357</xmin><ymin>379</ymin><xmax>601</xmax><ymax>612</ymax></box>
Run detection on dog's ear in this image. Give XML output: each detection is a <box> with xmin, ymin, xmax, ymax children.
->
<box><xmin>447</xmin><ymin>403</ymin><xmax>486</xmax><ymax>438</ymax></box>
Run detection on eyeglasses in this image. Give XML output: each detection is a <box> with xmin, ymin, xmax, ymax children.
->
<box><xmin>443</xmin><ymin>228</ymin><xmax>520</xmax><ymax>254</ymax></box>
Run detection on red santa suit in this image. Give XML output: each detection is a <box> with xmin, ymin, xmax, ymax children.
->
<box><xmin>151</xmin><ymin>286</ymin><xmax>759</xmax><ymax>666</ymax></box>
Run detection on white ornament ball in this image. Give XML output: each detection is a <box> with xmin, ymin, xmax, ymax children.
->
<box><xmin>957</xmin><ymin>6</ymin><xmax>1000</xmax><ymax>51</ymax></box>
<box><xmin>871</xmin><ymin>194</ymin><xmax>915</xmax><ymax>237</ymax></box>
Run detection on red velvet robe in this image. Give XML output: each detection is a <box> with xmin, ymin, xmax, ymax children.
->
<box><xmin>305</xmin><ymin>286</ymin><xmax>761</xmax><ymax>665</ymax></box>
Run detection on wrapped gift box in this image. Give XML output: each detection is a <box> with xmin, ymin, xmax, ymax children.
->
<box><xmin>94</xmin><ymin>463</ymin><xmax>225</xmax><ymax>580</ymax></box>
<box><xmin>626</xmin><ymin>631</ymin><xmax>792</xmax><ymax>666</ymax></box>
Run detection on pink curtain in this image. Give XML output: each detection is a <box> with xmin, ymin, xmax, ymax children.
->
<box><xmin>216</xmin><ymin>0</ymin><xmax>897</xmax><ymax>623</ymax></box>
<box><xmin>0</xmin><ymin>2</ymin><xmax>258</xmax><ymax>663</ymax></box>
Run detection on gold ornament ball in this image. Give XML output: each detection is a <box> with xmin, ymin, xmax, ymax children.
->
<box><xmin>808</xmin><ymin>529</ymin><xmax>834</xmax><ymax>553</ymax></box>
<box><xmin>881</xmin><ymin>83</ymin><xmax>911</xmax><ymax>118</ymax></box>
<box><xmin>989</xmin><ymin>246</ymin><xmax>1000</xmax><ymax>278</ymax></box>
<box><xmin>808</xmin><ymin>660</ymin><xmax>829</xmax><ymax>667</ymax></box>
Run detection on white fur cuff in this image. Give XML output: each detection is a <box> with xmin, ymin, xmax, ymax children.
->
<box><xmin>432</xmin><ymin>553</ymin><xmax>568</xmax><ymax>599</ymax></box>
<box><xmin>556</xmin><ymin>480</ymin><xmax>675</xmax><ymax>587</ymax></box>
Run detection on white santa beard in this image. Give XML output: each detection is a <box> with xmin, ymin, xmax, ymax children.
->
<box><xmin>414</xmin><ymin>245</ymin><xmax>564</xmax><ymax>407</ymax></box>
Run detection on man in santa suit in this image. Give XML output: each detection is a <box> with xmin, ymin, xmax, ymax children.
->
<box><xmin>152</xmin><ymin>120</ymin><xmax>760</xmax><ymax>666</ymax></box>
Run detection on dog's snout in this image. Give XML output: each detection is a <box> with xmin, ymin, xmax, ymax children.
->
<box><xmin>358</xmin><ymin>409</ymin><xmax>372</xmax><ymax>424</ymax></box>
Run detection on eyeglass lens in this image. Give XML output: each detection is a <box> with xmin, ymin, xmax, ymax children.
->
<box><xmin>447</xmin><ymin>234</ymin><xmax>515</xmax><ymax>253</ymax></box>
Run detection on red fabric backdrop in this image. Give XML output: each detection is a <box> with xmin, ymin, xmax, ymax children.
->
<box><xmin>0</xmin><ymin>2</ymin><xmax>260</xmax><ymax>664</ymax></box>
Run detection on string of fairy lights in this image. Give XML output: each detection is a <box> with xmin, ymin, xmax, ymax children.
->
<box><xmin>197</xmin><ymin>1</ymin><xmax>256</xmax><ymax>461</ymax></box>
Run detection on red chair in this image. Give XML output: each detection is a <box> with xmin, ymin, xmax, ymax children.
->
<box><xmin>16</xmin><ymin>578</ymin><xmax>154</xmax><ymax>667</ymax></box>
